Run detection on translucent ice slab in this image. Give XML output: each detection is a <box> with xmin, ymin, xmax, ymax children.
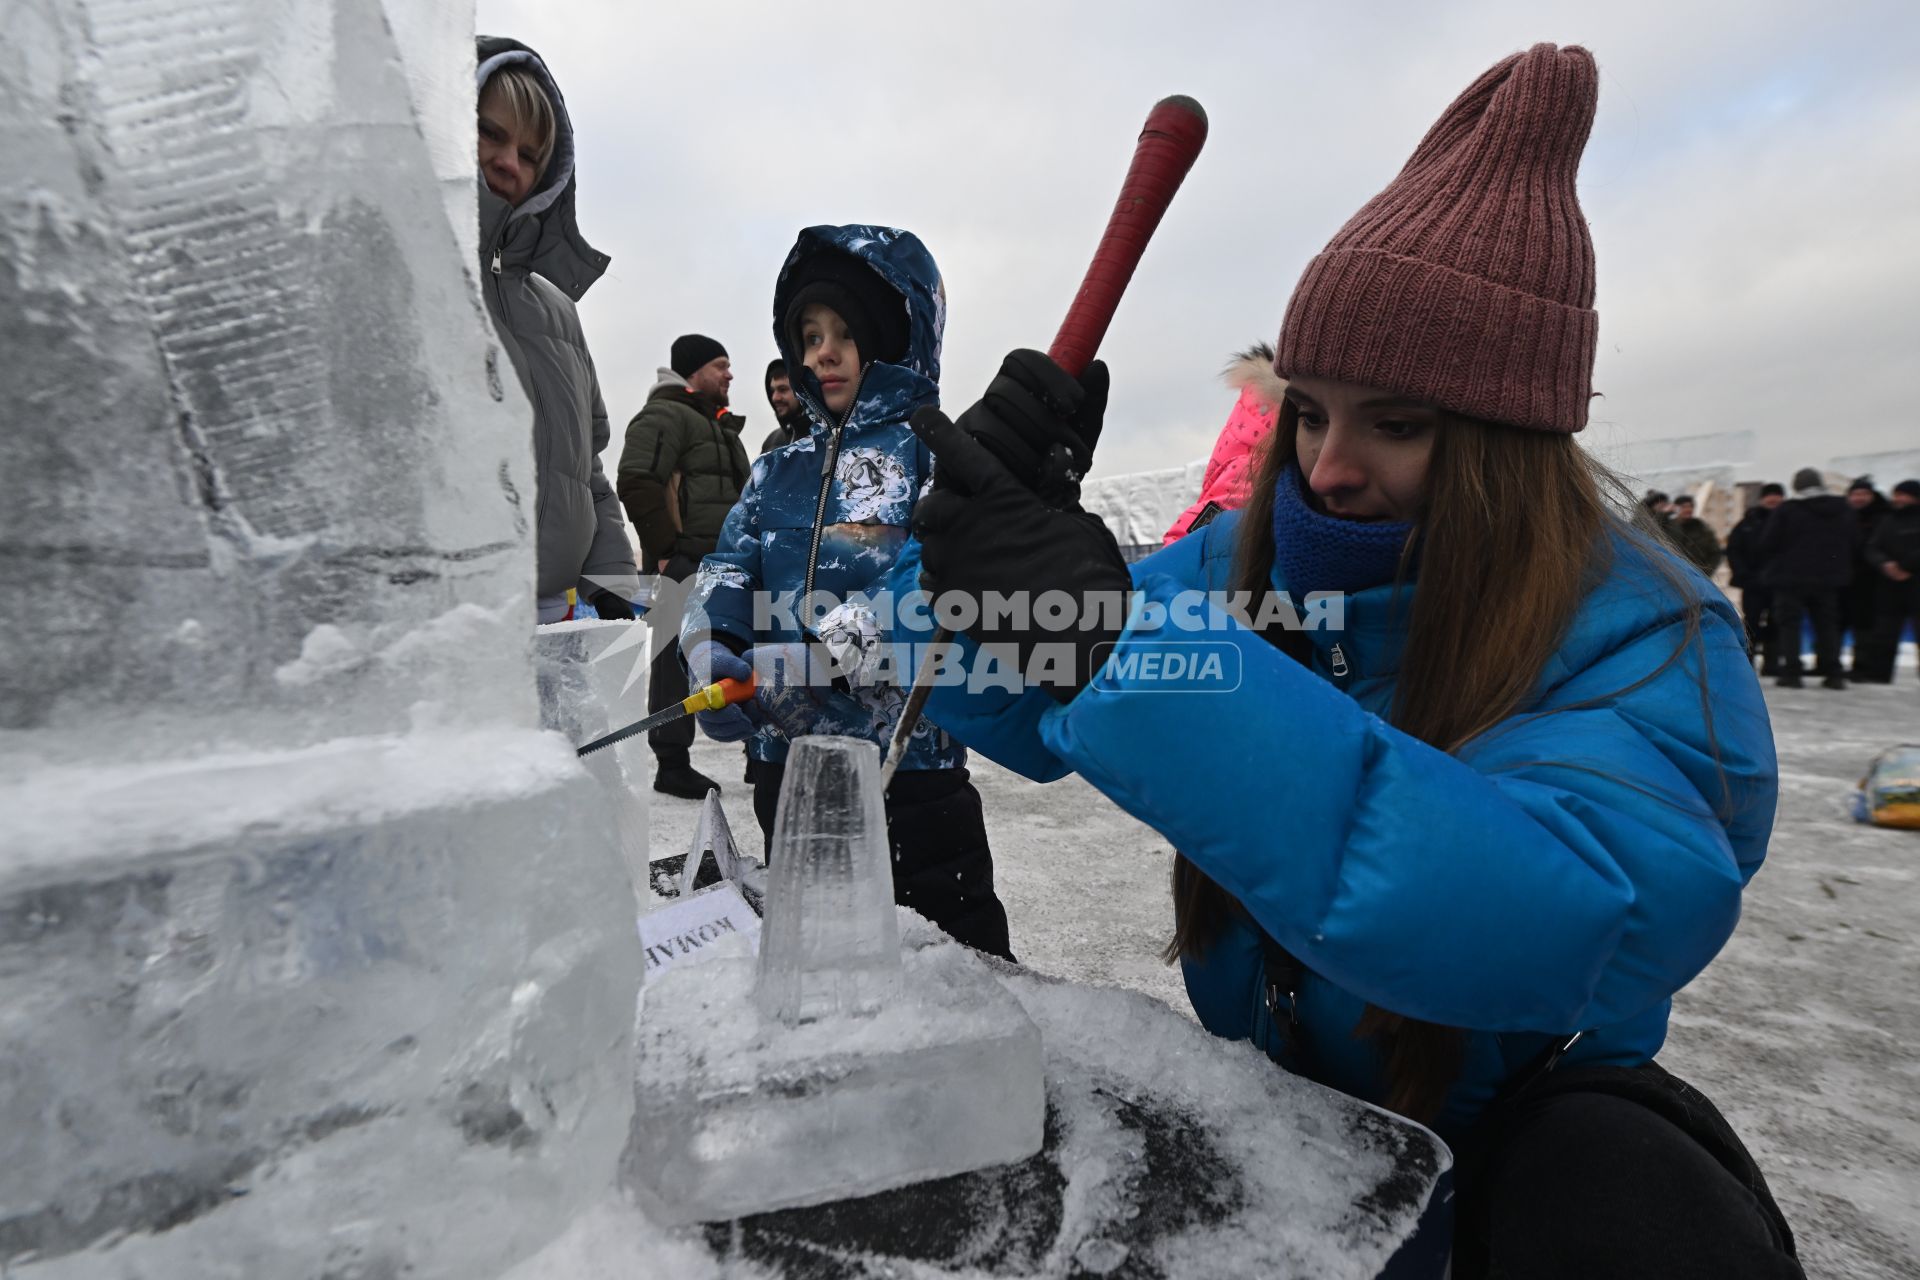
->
<box><xmin>625</xmin><ymin>736</ymin><xmax>1044</xmax><ymax>1224</ymax></box>
<box><xmin>624</xmin><ymin>923</ymin><xmax>1043</xmax><ymax>1225</ymax></box>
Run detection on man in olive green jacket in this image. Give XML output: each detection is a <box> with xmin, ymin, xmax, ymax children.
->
<box><xmin>618</xmin><ymin>335</ymin><xmax>750</xmax><ymax>798</ymax></box>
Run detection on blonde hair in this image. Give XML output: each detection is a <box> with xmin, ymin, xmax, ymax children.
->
<box><xmin>479</xmin><ymin>66</ymin><xmax>556</xmax><ymax>183</ymax></box>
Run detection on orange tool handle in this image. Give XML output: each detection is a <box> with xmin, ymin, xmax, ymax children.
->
<box><xmin>689</xmin><ymin>672</ymin><xmax>757</xmax><ymax>713</ymax></box>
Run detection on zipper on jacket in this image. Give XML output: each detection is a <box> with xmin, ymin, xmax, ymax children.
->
<box><xmin>801</xmin><ymin>395</ymin><xmax>845</xmax><ymax>599</ymax></box>
<box><xmin>797</xmin><ymin>360</ymin><xmax>869</xmax><ymax>599</ymax></box>
<box><xmin>491</xmin><ymin>248</ymin><xmax>502</xmax><ymax>276</ymax></box>
<box><xmin>1264</xmin><ymin>976</ymin><xmax>1299</xmax><ymax>1033</ymax></box>
<box><xmin>1328</xmin><ymin>642</ymin><xmax>1351</xmax><ymax>685</ymax></box>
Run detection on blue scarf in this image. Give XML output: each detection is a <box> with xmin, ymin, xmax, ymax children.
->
<box><xmin>1271</xmin><ymin>464</ymin><xmax>1415</xmax><ymax>594</ymax></box>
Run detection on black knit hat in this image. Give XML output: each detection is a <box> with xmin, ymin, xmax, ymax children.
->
<box><xmin>1847</xmin><ymin>475</ymin><xmax>1876</xmax><ymax>495</ymax></box>
<box><xmin>1792</xmin><ymin>467</ymin><xmax>1824</xmax><ymax>493</ymax></box>
<box><xmin>670</xmin><ymin>334</ymin><xmax>728</xmax><ymax>379</ymax></box>
<box><xmin>1759</xmin><ymin>482</ymin><xmax>1786</xmax><ymax>498</ymax></box>
<box><xmin>1894</xmin><ymin>479</ymin><xmax>1920</xmax><ymax>500</ymax></box>
<box><xmin>782</xmin><ymin>251</ymin><xmax>909</xmax><ymax>368</ymax></box>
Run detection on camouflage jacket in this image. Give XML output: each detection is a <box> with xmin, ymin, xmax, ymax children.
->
<box><xmin>681</xmin><ymin>225</ymin><xmax>962</xmax><ymax>771</ymax></box>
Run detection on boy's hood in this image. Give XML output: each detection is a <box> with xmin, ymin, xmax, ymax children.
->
<box><xmin>771</xmin><ymin>225</ymin><xmax>945</xmax><ymax>395</ymax></box>
<box><xmin>475</xmin><ymin>35</ymin><xmax>610</xmax><ymax>301</ymax></box>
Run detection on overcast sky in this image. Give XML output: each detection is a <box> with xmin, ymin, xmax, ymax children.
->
<box><xmin>473</xmin><ymin>0</ymin><xmax>1918</xmax><ymax>489</ymax></box>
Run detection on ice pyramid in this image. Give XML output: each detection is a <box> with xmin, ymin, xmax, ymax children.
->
<box><xmin>625</xmin><ymin>736</ymin><xmax>1045</xmax><ymax>1224</ymax></box>
<box><xmin>682</xmin><ymin>789</ymin><xmax>746</xmax><ymax>894</ymax></box>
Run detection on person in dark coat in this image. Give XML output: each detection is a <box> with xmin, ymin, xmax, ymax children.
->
<box><xmin>1726</xmin><ymin>483</ymin><xmax>1785</xmax><ymax>673</ymax></box>
<box><xmin>1668</xmin><ymin>495</ymin><xmax>1723</xmax><ymax>575</ymax></box>
<box><xmin>1864</xmin><ymin>479</ymin><xmax>1920</xmax><ymax>683</ymax></box>
<box><xmin>758</xmin><ymin>359</ymin><xmax>808</xmax><ymax>454</ymax></box>
<box><xmin>1843</xmin><ymin>477</ymin><xmax>1894</xmax><ymax>681</ymax></box>
<box><xmin>1759</xmin><ymin>468</ymin><xmax>1853</xmax><ymax>688</ymax></box>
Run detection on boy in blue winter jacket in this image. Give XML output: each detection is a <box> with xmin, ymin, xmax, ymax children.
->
<box><xmin>679</xmin><ymin>225</ymin><xmax>1012</xmax><ymax>961</ymax></box>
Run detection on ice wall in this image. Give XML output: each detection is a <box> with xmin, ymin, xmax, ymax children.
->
<box><xmin>0</xmin><ymin>1</ymin><xmax>643</xmax><ymax>1274</ymax></box>
<box><xmin>0</xmin><ymin>0</ymin><xmax>533</xmax><ymax>771</ymax></box>
<box><xmin>385</xmin><ymin>0</ymin><xmax>482</xmax><ymax>267</ymax></box>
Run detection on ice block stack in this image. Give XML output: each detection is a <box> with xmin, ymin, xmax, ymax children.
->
<box><xmin>625</xmin><ymin>736</ymin><xmax>1045</xmax><ymax>1224</ymax></box>
<box><xmin>0</xmin><ymin>1</ymin><xmax>640</xmax><ymax>1274</ymax></box>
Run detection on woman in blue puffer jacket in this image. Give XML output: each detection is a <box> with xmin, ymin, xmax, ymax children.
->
<box><xmin>897</xmin><ymin>44</ymin><xmax>1801</xmax><ymax>1279</ymax></box>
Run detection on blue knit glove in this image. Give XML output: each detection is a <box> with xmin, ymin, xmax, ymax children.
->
<box><xmin>686</xmin><ymin>640</ymin><xmax>760</xmax><ymax>743</ymax></box>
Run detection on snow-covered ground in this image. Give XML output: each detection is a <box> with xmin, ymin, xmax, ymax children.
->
<box><xmin>656</xmin><ymin>677</ymin><xmax>1920</xmax><ymax>1278</ymax></box>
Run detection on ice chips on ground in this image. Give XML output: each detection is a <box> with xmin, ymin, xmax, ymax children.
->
<box><xmin>624</xmin><ymin>914</ymin><xmax>1045</xmax><ymax>1224</ymax></box>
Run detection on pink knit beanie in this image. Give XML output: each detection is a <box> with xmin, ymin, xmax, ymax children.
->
<box><xmin>1275</xmin><ymin>44</ymin><xmax>1599</xmax><ymax>433</ymax></box>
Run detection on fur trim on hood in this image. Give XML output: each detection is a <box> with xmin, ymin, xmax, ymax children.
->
<box><xmin>1224</xmin><ymin>342</ymin><xmax>1287</xmax><ymax>410</ymax></box>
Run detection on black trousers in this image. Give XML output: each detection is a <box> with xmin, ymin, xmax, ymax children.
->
<box><xmin>1856</xmin><ymin>577</ymin><xmax>1917</xmax><ymax>683</ymax></box>
<box><xmin>1770</xmin><ymin>586</ymin><xmax>1841</xmax><ymax>680</ymax></box>
<box><xmin>752</xmin><ymin>763</ymin><xmax>1014</xmax><ymax>962</ymax></box>
<box><xmin>1739</xmin><ymin>586</ymin><xmax>1780</xmax><ymax>673</ymax></box>
<box><xmin>1452</xmin><ymin>1063</ymin><xmax>1802</xmax><ymax>1279</ymax></box>
<box><xmin>648</xmin><ymin>555</ymin><xmax>698</xmax><ymax>767</ymax></box>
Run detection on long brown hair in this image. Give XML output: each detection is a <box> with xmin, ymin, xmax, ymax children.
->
<box><xmin>1165</xmin><ymin>397</ymin><xmax>1714</xmax><ymax>1122</ymax></box>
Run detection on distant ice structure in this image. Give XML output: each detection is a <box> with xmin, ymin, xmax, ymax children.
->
<box><xmin>625</xmin><ymin>737</ymin><xmax>1045</xmax><ymax>1224</ymax></box>
<box><xmin>1590</xmin><ymin>430</ymin><xmax>1755</xmax><ymax>536</ymax></box>
<box><xmin>1829</xmin><ymin>447</ymin><xmax>1920</xmax><ymax>487</ymax></box>
<box><xmin>1080</xmin><ymin>460</ymin><xmax>1207</xmax><ymax>559</ymax></box>
<box><xmin>0</xmin><ymin>1</ymin><xmax>641</xmax><ymax>1275</ymax></box>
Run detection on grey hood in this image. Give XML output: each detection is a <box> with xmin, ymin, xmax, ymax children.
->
<box><xmin>648</xmin><ymin>366</ymin><xmax>689</xmax><ymax>397</ymax></box>
<box><xmin>475</xmin><ymin>36</ymin><xmax>610</xmax><ymax>301</ymax></box>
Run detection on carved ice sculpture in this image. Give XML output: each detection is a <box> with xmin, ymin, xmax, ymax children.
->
<box><xmin>0</xmin><ymin>1</ymin><xmax>641</xmax><ymax>1275</ymax></box>
<box><xmin>625</xmin><ymin>737</ymin><xmax>1045</xmax><ymax>1225</ymax></box>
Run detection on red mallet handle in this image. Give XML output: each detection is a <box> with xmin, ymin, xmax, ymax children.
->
<box><xmin>1048</xmin><ymin>95</ymin><xmax>1209</xmax><ymax>378</ymax></box>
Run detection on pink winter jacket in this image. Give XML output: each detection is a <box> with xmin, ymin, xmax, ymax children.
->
<box><xmin>1162</xmin><ymin>344</ymin><xmax>1286</xmax><ymax>545</ymax></box>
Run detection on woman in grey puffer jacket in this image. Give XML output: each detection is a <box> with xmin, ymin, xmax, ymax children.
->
<box><xmin>476</xmin><ymin>36</ymin><xmax>637</xmax><ymax>623</ymax></box>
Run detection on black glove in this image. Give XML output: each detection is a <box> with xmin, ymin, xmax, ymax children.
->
<box><xmin>587</xmin><ymin>588</ymin><xmax>635</xmax><ymax>621</ymax></box>
<box><xmin>910</xmin><ymin>405</ymin><xmax>1132</xmax><ymax>703</ymax></box>
<box><xmin>941</xmin><ymin>351</ymin><xmax>1109</xmax><ymax>506</ymax></box>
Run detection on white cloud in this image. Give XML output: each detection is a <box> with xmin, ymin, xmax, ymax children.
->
<box><xmin>476</xmin><ymin>0</ymin><xmax>1920</xmax><ymax>489</ymax></box>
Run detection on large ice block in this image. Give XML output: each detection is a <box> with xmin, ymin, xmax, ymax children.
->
<box><xmin>624</xmin><ymin>737</ymin><xmax>1044</xmax><ymax>1225</ymax></box>
<box><xmin>0</xmin><ymin>0</ymin><xmax>536</xmax><ymax>769</ymax></box>
<box><xmin>625</xmin><ymin>924</ymin><xmax>1044</xmax><ymax>1225</ymax></box>
<box><xmin>0</xmin><ymin>0</ymin><xmax>644</xmax><ymax>1273</ymax></box>
<box><xmin>754</xmin><ymin>737</ymin><xmax>902</xmax><ymax>1023</ymax></box>
<box><xmin>0</xmin><ymin>733</ymin><xmax>639</xmax><ymax>1277</ymax></box>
